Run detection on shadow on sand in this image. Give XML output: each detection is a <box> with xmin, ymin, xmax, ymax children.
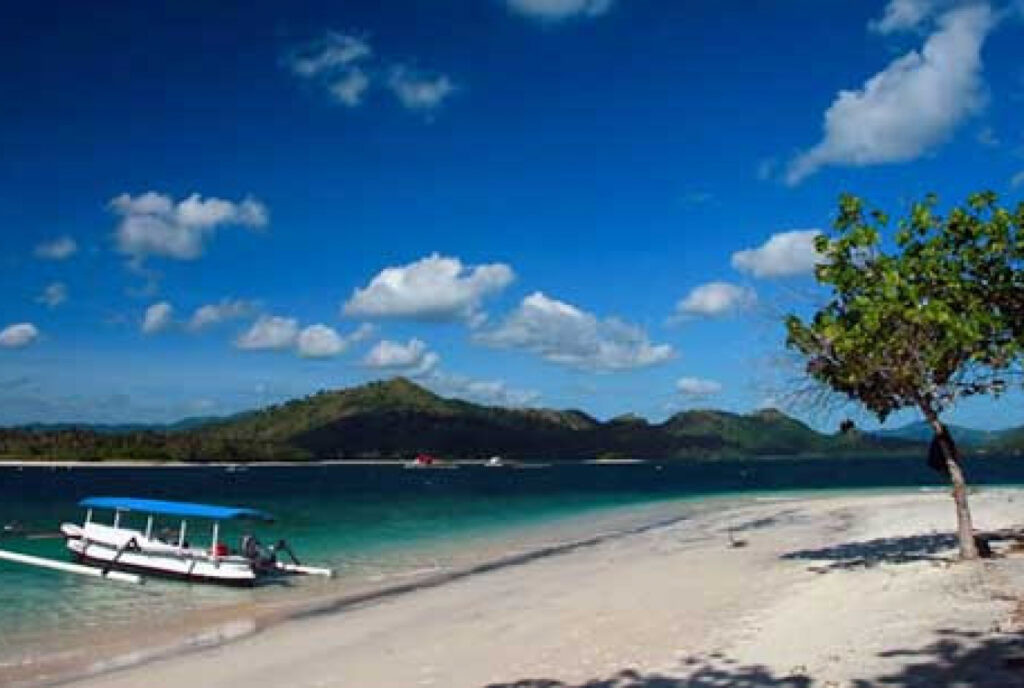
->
<box><xmin>482</xmin><ymin>629</ymin><xmax>1024</xmax><ymax>687</ymax></box>
<box><xmin>481</xmin><ymin>656</ymin><xmax>813</xmax><ymax>687</ymax></box>
<box><xmin>781</xmin><ymin>533</ymin><xmax>957</xmax><ymax>572</ymax></box>
<box><xmin>849</xmin><ymin>628</ymin><xmax>1024</xmax><ymax>687</ymax></box>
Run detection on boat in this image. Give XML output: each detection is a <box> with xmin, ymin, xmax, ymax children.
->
<box><xmin>55</xmin><ymin>497</ymin><xmax>332</xmax><ymax>586</ymax></box>
<box><xmin>403</xmin><ymin>453</ymin><xmax>458</xmax><ymax>470</ymax></box>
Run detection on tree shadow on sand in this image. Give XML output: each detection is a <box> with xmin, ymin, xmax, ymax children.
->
<box><xmin>482</xmin><ymin>654</ymin><xmax>813</xmax><ymax>687</ymax></box>
<box><xmin>482</xmin><ymin>629</ymin><xmax>1024</xmax><ymax>687</ymax></box>
<box><xmin>850</xmin><ymin>628</ymin><xmax>1024</xmax><ymax>687</ymax></box>
<box><xmin>781</xmin><ymin>533</ymin><xmax>957</xmax><ymax>572</ymax></box>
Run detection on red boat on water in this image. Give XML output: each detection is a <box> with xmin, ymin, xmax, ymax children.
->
<box><xmin>404</xmin><ymin>453</ymin><xmax>458</xmax><ymax>469</ymax></box>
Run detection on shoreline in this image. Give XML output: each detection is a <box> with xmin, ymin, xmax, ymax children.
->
<box><xmin>8</xmin><ymin>488</ymin><xmax>1024</xmax><ymax>687</ymax></box>
<box><xmin>1</xmin><ymin>497</ymin><xmax>719</xmax><ymax>688</ymax></box>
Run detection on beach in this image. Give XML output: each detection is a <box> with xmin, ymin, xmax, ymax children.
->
<box><xmin>15</xmin><ymin>488</ymin><xmax>1023</xmax><ymax>688</ymax></box>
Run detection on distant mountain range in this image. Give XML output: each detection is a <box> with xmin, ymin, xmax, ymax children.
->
<box><xmin>14</xmin><ymin>416</ymin><xmax>228</xmax><ymax>435</ymax></box>
<box><xmin>0</xmin><ymin>378</ymin><xmax>929</xmax><ymax>463</ymax></box>
<box><xmin>870</xmin><ymin>421</ymin><xmax>1023</xmax><ymax>449</ymax></box>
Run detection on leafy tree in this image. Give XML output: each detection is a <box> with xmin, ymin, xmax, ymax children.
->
<box><xmin>786</xmin><ymin>192</ymin><xmax>1024</xmax><ymax>559</ymax></box>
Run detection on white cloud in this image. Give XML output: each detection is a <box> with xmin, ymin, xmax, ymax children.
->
<box><xmin>287</xmin><ymin>32</ymin><xmax>371</xmax><ymax>78</ymax></box>
<box><xmin>505</xmin><ymin>0</ymin><xmax>614</xmax><ymax>20</ymax></box>
<box><xmin>329</xmin><ymin>68</ymin><xmax>371</xmax><ymax>107</ymax></box>
<box><xmin>141</xmin><ymin>302</ymin><xmax>174</xmax><ymax>334</ymax></box>
<box><xmin>675</xmin><ymin>282</ymin><xmax>756</xmax><ymax>318</ymax></box>
<box><xmin>186</xmin><ymin>299</ymin><xmax>257</xmax><ymax>331</ymax></box>
<box><xmin>235</xmin><ymin>315</ymin><xmax>299</xmax><ymax>351</ymax></box>
<box><xmin>296</xmin><ymin>323</ymin><xmax>373</xmax><ymax>359</ymax></box>
<box><xmin>363</xmin><ymin>338</ymin><xmax>441</xmax><ymax>377</ymax></box>
<box><xmin>676</xmin><ymin>377</ymin><xmax>723</xmax><ymax>398</ymax></box>
<box><xmin>870</xmin><ymin>0</ymin><xmax>944</xmax><ymax>33</ymax></box>
<box><xmin>425</xmin><ymin>373</ymin><xmax>540</xmax><ymax>407</ymax></box>
<box><xmin>34</xmin><ymin>236</ymin><xmax>77</xmax><ymax>261</ymax></box>
<box><xmin>36</xmin><ymin>282</ymin><xmax>68</xmax><ymax>309</ymax></box>
<box><xmin>286</xmin><ymin>33</ymin><xmax>456</xmax><ymax>115</ymax></box>
<box><xmin>0</xmin><ymin>323</ymin><xmax>39</xmax><ymax>349</ymax></box>
<box><xmin>297</xmin><ymin>324</ymin><xmax>346</xmax><ymax>359</ymax></box>
<box><xmin>731</xmin><ymin>230</ymin><xmax>823</xmax><ymax>279</ymax></box>
<box><xmin>476</xmin><ymin>291</ymin><xmax>674</xmax><ymax>372</ymax></box>
<box><xmin>111</xmin><ymin>192</ymin><xmax>268</xmax><ymax>263</ymax></box>
<box><xmin>1011</xmin><ymin>170</ymin><xmax>1024</xmax><ymax>188</ymax></box>
<box><xmin>388</xmin><ymin>67</ymin><xmax>456</xmax><ymax>112</ymax></box>
<box><xmin>786</xmin><ymin>5</ymin><xmax>994</xmax><ymax>185</ymax></box>
<box><xmin>286</xmin><ymin>33</ymin><xmax>373</xmax><ymax>109</ymax></box>
<box><xmin>343</xmin><ymin>253</ymin><xmax>514</xmax><ymax>322</ymax></box>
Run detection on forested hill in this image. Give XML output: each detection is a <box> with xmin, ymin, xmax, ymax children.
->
<box><xmin>1</xmin><ymin>378</ymin><xmax>920</xmax><ymax>463</ymax></box>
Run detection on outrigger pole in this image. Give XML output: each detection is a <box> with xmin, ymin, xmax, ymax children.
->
<box><xmin>0</xmin><ymin>548</ymin><xmax>144</xmax><ymax>584</ymax></box>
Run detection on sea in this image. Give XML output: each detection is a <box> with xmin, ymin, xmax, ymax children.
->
<box><xmin>2</xmin><ymin>454</ymin><xmax>1024</xmax><ymax>680</ymax></box>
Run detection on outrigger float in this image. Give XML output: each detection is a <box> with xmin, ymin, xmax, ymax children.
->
<box><xmin>0</xmin><ymin>497</ymin><xmax>333</xmax><ymax>586</ymax></box>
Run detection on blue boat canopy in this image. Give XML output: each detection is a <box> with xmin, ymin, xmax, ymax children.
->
<box><xmin>79</xmin><ymin>497</ymin><xmax>274</xmax><ymax>522</ymax></box>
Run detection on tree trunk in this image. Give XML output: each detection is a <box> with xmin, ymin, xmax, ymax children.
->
<box><xmin>922</xmin><ymin>407</ymin><xmax>978</xmax><ymax>560</ymax></box>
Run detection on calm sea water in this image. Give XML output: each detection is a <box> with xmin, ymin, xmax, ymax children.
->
<box><xmin>2</xmin><ymin>454</ymin><xmax>1024</xmax><ymax>665</ymax></box>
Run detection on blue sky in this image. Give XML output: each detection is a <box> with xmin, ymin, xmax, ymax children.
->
<box><xmin>2</xmin><ymin>0</ymin><xmax>1024</xmax><ymax>430</ymax></box>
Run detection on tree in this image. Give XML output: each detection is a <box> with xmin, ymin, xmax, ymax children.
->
<box><xmin>786</xmin><ymin>192</ymin><xmax>1024</xmax><ymax>559</ymax></box>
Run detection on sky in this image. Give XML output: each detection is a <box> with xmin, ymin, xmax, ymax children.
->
<box><xmin>2</xmin><ymin>0</ymin><xmax>1024</xmax><ymax>430</ymax></box>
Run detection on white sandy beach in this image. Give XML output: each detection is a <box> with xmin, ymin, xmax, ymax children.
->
<box><xmin>23</xmin><ymin>490</ymin><xmax>1024</xmax><ymax>688</ymax></box>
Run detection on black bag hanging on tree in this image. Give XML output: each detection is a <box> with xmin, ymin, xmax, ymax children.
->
<box><xmin>927</xmin><ymin>428</ymin><xmax>955</xmax><ymax>476</ymax></box>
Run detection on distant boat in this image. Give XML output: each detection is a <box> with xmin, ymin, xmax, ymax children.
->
<box><xmin>404</xmin><ymin>453</ymin><xmax>458</xmax><ymax>470</ymax></box>
<box><xmin>485</xmin><ymin>456</ymin><xmax>505</xmax><ymax>467</ymax></box>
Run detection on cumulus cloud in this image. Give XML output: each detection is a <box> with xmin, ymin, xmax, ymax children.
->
<box><xmin>675</xmin><ymin>282</ymin><xmax>756</xmax><ymax>318</ymax></box>
<box><xmin>343</xmin><ymin>253</ymin><xmax>514</xmax><ymax>322</ymax></box>
<box><xmin>426</xmin><ymin>373</ymin><xmax>540</xmax><ymax>407</ymax></box>
<box><xmin>235</xmin><ymin>315</ymin><xmax>300</xmax><ymax>351</ymax></box>
<box><xmin>111</xmin><ymin>192</ymin><xmax>268</xmax><ymax>264</ymax></box>
<box><xmin>505</xmin><ymin>0</ymin><xmax>614</xmax><ymax>20</ymax></box>
<box><xmin>34</xmin><ymin>236</ymin><xmax>77</xmax><ymax>261</ymax></box>
<box><xmin>286</xmin><ymin>33</ymin><xmax>455</xmax><ymax>114</ymax></box>
<box><xmin>186</xmin><ymin>299</ymin><xmax>257</xmax><ymax>332</ymax></box>
<box><xmin>870</xmin><ymin>0</ymin><xmax>947</xmax><ymax>33</ymax></box>
<box><xmin>36</xmin><ymin>282</ymin><xmax>68</xmax><ymax>309</ymax></box>
<box><xmin>363</xmin><ymin>338</ymin><xmax>441</xmax><ymax>377</ymax></box>
<box><xmin>731</xmin><ymin>230</ymin><xmax>823</xmax><ymax>279</ymax></box>
<box><xmin>141</xmin><ymin>302</ymin><xmax>174</xmax><ymax>334</ymax></box>
<box><xmin>388</xmin><ymin>67</ymin><xmax>456</xmax><ymax>112</ymax></box>
<box><xmin>476</xmin><ymin>292</ymin><xmax>674</xmax><ymax>372</ymax></box>
<box><xmin>297</xmin><ymin>323</ymin><xmax>374</xmax><ymax>359</ymax></box>
<box><xmin>786</xmin><ymin>5</ymin><xmax>994</xmax><ymax>185</ymax></box>
<box><xmin>676</xmin><ymin>376</ymin><xmax>723</xmax><ymax>398</ymax></box>
<box><xmin>0</xmin><ymin>323</ymin><xmax>39</xmax><ymax>349</ymax></box>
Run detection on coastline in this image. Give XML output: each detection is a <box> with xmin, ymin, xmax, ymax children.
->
<box><xmin>9</xmin><ymin>488</ymin><xmax>1024</xmax><ymax>688</ymax></box>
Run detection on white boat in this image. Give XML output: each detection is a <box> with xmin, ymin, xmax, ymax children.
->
<box><xmin>57</xmin><ymin>497</ymin><xmax>332</xmax><ymax>586</ymax></box>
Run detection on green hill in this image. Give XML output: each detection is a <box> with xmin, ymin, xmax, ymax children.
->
<box><xmin>871</xmin><ymin>421</ymin><xmax>999</xmax><ymax>447</ymax></box>
<box><xmin>0</xmin><ymin>378</ymin><xmax>924</xmax><ymax>463</ymax></box>
<box><xmin>193</xmin><ymin>378</ymin><xmax>913</xmax><ymax>461</ymax></box>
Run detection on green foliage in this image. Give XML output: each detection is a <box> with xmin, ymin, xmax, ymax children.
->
<box><xmin>0</xmin><ymin>378</ymin><xmax>912</xmax><ymax>462</ymax></box>
<box><xmin>786</xmin><ymin>192</ymin><xmax>1024</xmax><ymax>423</ymax></box>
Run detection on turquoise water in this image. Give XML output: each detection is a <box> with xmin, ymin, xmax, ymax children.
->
<box><xmin>3</xmin><ymin>456</ymin><xmax>1024</xmax><ymax>669</ymax></box>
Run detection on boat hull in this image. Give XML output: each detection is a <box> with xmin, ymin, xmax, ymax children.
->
<box><xmin>70</xmin><ymin>550</ymin><xmax>257</xmax><ymax>587</ymax></box>
<box><xmin>63</xmin><ymin>522</ymin><xmax>258</xmax><ymax>586</ymax></box>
